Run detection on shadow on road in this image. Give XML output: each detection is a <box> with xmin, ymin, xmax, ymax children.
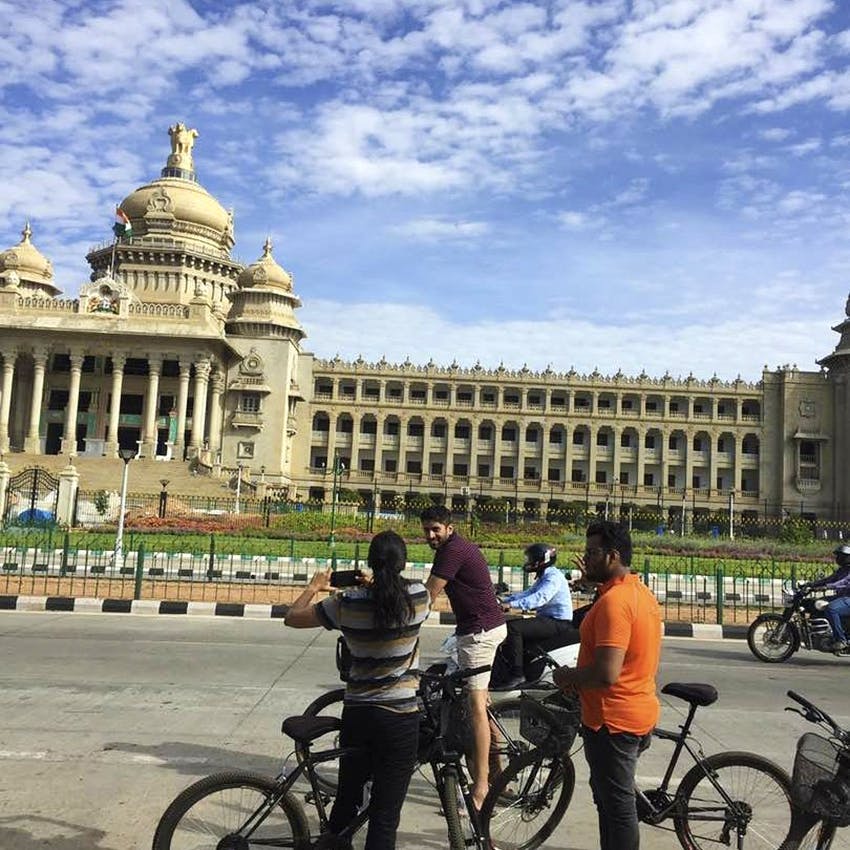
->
<box><xmin>671</xmin><ymin>645</ymin><xmax>846</xmax><ymax>666</ymax></box>
<box><xmin>0</xmin><ymin>815</ymin><xmax>119</xmax><ymax>850</ymax></box>
<box><xmin>102</xmin><ymin>739</ymin><xmax>282</xmax><ymax>777</ymax></box>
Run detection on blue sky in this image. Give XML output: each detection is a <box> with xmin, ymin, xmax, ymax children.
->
<box><xmin>2</xmin><ymin>0</ymin><xmax>850</xmax><ymax>380</ymax></box>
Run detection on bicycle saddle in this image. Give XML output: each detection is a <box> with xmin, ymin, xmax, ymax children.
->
<box><xmin>281</xmin><ymin>715</ymin><xmax>342</xmax><ymax>743</ymax></box>
<box><xmin>661</xmin><ymin>682</ymin><xmax>718</xmax><ymax>707</ymax></box>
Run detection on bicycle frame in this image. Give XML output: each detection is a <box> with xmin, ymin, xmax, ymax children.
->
<box><xmin>636</xmin><ymin>701</ymin><xmax>754</xmax><ymax>836</ymax></box>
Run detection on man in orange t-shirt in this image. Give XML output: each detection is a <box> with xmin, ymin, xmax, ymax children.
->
<box><xmin>553</xmin><ymin>520</ymin><xmax>662</xmax><ymax>850</ymax></box>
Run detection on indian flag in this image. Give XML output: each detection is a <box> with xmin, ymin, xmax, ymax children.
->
<box><xmin>112</xmin><ymin>207</ymin><xmax>132</xmax><ymax>238</ymax></box>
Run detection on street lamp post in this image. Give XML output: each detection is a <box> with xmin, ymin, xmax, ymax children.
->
<box><xmin>681</xmin><ymin>488</ymin><xmax>687</xmax><ymax>537</ymax></box>
<box><xmin>235</xmin><ymin>463</ymin><xmax>244</xmax><ymax>515</ymax></box>
<box><xmin>329</xmin><ymin>454</ymin><xmax>345</xmax><ymax>548</ymax></box>
<box><xmin>114</xmin><ymin>447</ymin><xmax>137</xmax><ymax>568</ymax></box>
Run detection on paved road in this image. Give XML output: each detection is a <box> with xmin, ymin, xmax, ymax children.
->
<box><xmin>0</xmin><ymin>612</ymin><xmax>848</xmax><ymax>850</ymax></box>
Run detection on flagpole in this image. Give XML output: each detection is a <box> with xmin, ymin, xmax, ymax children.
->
<box><xmin>109</xmin><ymin>235</ymin><xmax>118</xmax><ymax>279</ymax></box>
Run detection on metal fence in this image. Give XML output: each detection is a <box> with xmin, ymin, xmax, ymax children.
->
<box><xmin>66</xmin><ymin>488</ymin><xmax>850</xmax><ymax>544</ymax></box>
<box><xmin>0</xmin><ymin>529</ymin><xmax>834</xmax><ymax>625</ymax></box>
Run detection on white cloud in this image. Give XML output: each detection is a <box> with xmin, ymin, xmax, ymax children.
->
<box><xmin>557</xmin><ymin>211</ymin><xmax>605</xmax><ymax>230</ymax></box>
<box><xmin>786</xmin><ymin>137</ymin><xmax>822</xmax><ymax>156</ymax></box>
<box><xmin>300</xmin><ymin>297</ymin><xmax>838</xmax><ymax>381</ymax></box>
<box><xmin>390</xmin><ymin>218</ymin><xmax>491</xmax><ymax>241</ymax></box>
<box><xmin>760</xmin><ymin>127</ymin><xmax>792</xmax><ymax>141</ymax></box>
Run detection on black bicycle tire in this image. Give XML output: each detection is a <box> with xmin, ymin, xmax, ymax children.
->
<box><xmin>746</xmin><ymin>614</ymin><xmax>799</xmax><ymax>663</ymax></box>
<box><xmin>296</xmin><ymin>688</ymin><xmax>346</xmax><ymax>795</ymax></box>
<box><xmin>674</xmin><ymin>751</ymin><xmax>793</xmax><ymax>850</ymax></box>
<box><xmin>151</xmin><ymin>769</ymin><xmax>310</xmax><ymax>850</ymax></box>
<box><xmin>439</xmin><ymin>765</ymin><xmax>469</xmax><ymax>850</ymax></box>
<box><xmin>816</xmin><ymin>822</ymin><xmax>838</xmax><ymax>849</ymax></box>
<box><xmin>480</xmin><ymin>747</ymin><xmax>575</xmax><ymax>850</ymax></box>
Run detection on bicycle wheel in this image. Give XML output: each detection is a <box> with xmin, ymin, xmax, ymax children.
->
<box><xmin>152</xmin><ymin>770</ymin><xmax>310</xmax><ymax>850</ymax></box>
<box><xmin>439</xmin><ymin>765</ymin><xmax>471</xmax><ymax>850</ymax></box>
<box><xmin>296</xmin><ymin>687</ymin><xmax>345</xmax><ymax>795</ymax></box>
<box><xmin>480</xmin><ymin>747</ymin><xmax>575</xmax><ymax>850</ymax></box>
<box><xmin>674</xmin><ymin>751</ymin><xmax>793</xmax><ymax>850</ymax></box>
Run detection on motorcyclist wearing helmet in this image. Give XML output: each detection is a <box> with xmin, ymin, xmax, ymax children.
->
<box><xmin>494</xmin><ymin>543</ymin><xmax>575</xmax><ymax>690</ymax></box>
<box><xmin>805</xmin><ymin>545</ymin><xmax>850</xmax><ymax>652</ymax></box>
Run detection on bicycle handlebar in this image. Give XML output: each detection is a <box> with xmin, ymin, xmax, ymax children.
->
<box><xmin>420</xmin><ymin>664</ymin><xmax>492</xmax><ymax>686</ymax></box>
<box><xmin>787</xmin><ymin>690</ymin><xmax>847</xmax><ymax>740</ymax></box>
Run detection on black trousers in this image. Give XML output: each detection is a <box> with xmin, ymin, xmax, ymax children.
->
<box><xmin>582</xmin><ymin>724</ymin><xmax>651</xmax><ymax>850</ymax></box>
<box><xmin>328</xmin><ymin>704</ymin><xmax>419</xmax><ymax>850</ymax></box>
<box><xmin>502</xmin><ymin>616</ymin><xmax>574</xmax><ymax>675</ymax></box>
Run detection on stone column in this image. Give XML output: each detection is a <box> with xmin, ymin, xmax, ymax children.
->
<box><xmin>636</xmin><ymin>426</ymin><xmax>646</xmax><ymax>491</ymax></box>
<box><xmin>142</xmin><ymin>355</ymin><xmax>162</xmax><ymax>458</ymax></box>
<box><xmin>733</xmin><ymin>434</ymin><xmax>743</xmax><ymax>493</ymax></box>
<box><xmin>24</xmin><ymin>347</ymin><xmax>49</xmax><ymax>454</ymax></box>
<box><xmin>422</xmin><ymin>414</ymin><xmax>434</xmax><ymax>477</ymax></box>
<box><xmin>588</xmin><ymin>425</ymin><xmax>598</xmax><ymax>488</ymax></box>
<box><xmin>207</xmin><ymin>370</ymin><xmax>225</xmax><ymax>456</ymax></box>
<box><xmin>174</xmin><ymin>358</ymin><xmax>191</xmax><ymax>460</ymax></box>
<box><xmin>61</xmin><ymin>353</ymin><xmax>84</xmax><ymax>456</ymax></box>
<box><xmin>0</xmin><ymin>347</ymin><xmax>18</xmax><ymax>454</ymax></box>
<box><xmin>612</xmin><ymin>425</ymin><xmax>621</xmax><ymax>486</ymax></box>
<box><xmin>0</xmin><ymin>460</ymin><xmax>9</xmax><ymax>520</ymax></box>
<box><xmin>56</xmin><ymin>462</ymin><xmax>80</xmax><ymax>526</ymax></box>
<box><xmin>188</xmin><ymin>358</ymin><xmax>211</xmax><ymax>456</ymax></box>
<box><xmin>661</xmin><ymin>428</ymin><xmax>670</xmax><ymax>492</ymax></box>
<box><xmin>326</xmin><ymin>413</ymin><xmax>338</xmax><ymax>467</ymax></box>
<box><xmin>709</xmin><ymin>429</ymin><xmax>719</xmax><ymax>494</ymax></box>
<box><xmin>105</xmin><ymin>353</ymin><xmax>126</xmax><ymax>457</ymax></box>
<box><xmin>564</xmin><ymin>425</ymin><xmax>573</xmax><ymax>484</ymax></box>
<box><xmin>685</xmin><ymin>428</ymin><xmax>694</xmax><ymax>490</ymax></box>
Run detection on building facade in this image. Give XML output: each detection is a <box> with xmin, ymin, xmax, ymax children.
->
<box><xmin>0</xmin><ymin>126</ymin><xmax>848</xmax><ymax>524</ymax></box>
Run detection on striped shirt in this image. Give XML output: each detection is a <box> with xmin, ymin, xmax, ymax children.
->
<box><xmin>316</xmin><ymin>581</ymin><xmax>431</xmax><ymax>713</ymax></box>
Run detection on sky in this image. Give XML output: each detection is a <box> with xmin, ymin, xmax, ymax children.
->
<box><xmin>2</xmin><ymin>0</ymin><xmax>850</xmax><ymax>382</ymax></box>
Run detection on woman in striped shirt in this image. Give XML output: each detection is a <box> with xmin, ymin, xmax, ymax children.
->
<box><xmin>285</xmin><ymin>530</ymin><xmax>431</xmax><ymax>850</ymax></box>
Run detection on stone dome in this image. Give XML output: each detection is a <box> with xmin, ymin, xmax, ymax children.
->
<box><xmin>0</xmin><ymin>222</ymin><xmax>60</xmax><ymax>296</ymax></box>
<box><xmin>237</xmin><ymin>238</ymin><xmax>293</xmax><ymax>291</ymax></box>
<box><xmin>117</xmin><ymin>124</ymin><xmax>234</xmax><ymax>256</ymax></box>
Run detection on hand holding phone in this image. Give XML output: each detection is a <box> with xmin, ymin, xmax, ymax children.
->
<box><xmin>330</xmin><ymin>569</ymin><xmax>364</xmax><ymax>588</ymax></box>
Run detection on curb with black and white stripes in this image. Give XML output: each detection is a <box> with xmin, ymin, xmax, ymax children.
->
<box><xmin>0</xmin><ymin>595</ymin><xmax>749</xmax><ymax>638</ymax></box>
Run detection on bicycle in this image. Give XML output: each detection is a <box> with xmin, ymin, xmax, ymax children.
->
<box><xmin>297</xmin><ymin>659</ymin><xmax>559</xmax><ymax>797</ymax></box>
<box><xmin>151</xmin><ymin>663</ymin><xmax>572</xmax><ymax>850</ymax></box>
<box><xmin>778</xmin><ymin>689</ymin><xmax>850</xmax><ymax>850</ymax></box>
<box><xmin>297</xmin><ymin>661</ymin><xmax>575</xmax><ymax>850</ymax></box>
<box><xmin>482</xmin><ymin>681</ymin><xmax>795</xmax><ymax>850</ymax></box>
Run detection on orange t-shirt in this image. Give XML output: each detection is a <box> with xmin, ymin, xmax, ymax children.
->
<box><xmin>577</xmin><ymin>572</ymin><xmax>662</xmax><ymax>735</ymax></box>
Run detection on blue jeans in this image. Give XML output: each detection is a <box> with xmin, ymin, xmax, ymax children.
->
<box><xmin>582</xmin><ymin>725</ymin><xmax>651</xmax><ymax>850</ymax></box>
<box><xmin>824</xmin><ymin>595</ymin><xmax>850</xmax><ymax>642</ymax></box>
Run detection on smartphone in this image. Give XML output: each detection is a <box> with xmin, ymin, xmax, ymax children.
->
<box><xmin>330</xmin><ymin>569</ymin><xmax>363</xmax><ymax>588</ymax></box>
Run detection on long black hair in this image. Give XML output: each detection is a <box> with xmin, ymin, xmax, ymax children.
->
<box><xmin>368</xmin><ymin>530</ymin><xmax>415</xmax><ymax>630</ymax></box>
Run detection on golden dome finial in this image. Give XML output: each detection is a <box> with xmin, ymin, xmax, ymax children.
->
<box><xmin>21</xmin><ymin>221</ymin><xmax>32</xmax><ymax>243</ymax></box>
<box><xmin>262</xmin><ymin>236</ymin><xmax>273</xmax><ymax>258</ymax></box>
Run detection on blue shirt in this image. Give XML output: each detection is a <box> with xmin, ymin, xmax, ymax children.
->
<box><xmin>503</xmin><ymin>566</ymin><xmax>573</xmax><ymax>621</ymax></box>
<box><xmin>811</xmin><ymin>565</ymin><xmax>850</xmax><ymax>597</ymax></box>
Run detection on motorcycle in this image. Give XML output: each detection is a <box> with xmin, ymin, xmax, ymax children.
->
<box><xmin>747</xmin><ymin>582</ymin><xmax>850</xmax><ymax>662</ymax></box>
<box><xmin>439</xmin><ymin>623</ymin><xmax>580</xmax><ymax>695</ymax></box>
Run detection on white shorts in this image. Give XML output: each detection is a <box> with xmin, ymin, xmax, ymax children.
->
<box><xmin>455</xmin><ymin>623</ymin><xmax>508</xmax><ymax>690</ymax></box>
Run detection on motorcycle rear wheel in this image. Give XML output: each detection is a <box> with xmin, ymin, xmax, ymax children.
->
<box><xmin>746</xmin><ymin>613</ymin><xmax>799</xmax><ymax>663</ymax></box>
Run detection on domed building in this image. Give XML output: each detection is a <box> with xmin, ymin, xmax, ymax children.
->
<box><xmin>0</xmin><ymin>123</ymin><xmax>847</xmax><ymax>532</ymax></box>
<box><xmin>0</xmin><ymin>124</ymin><xmax>309</xmax><ymax>494</ymax></box>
